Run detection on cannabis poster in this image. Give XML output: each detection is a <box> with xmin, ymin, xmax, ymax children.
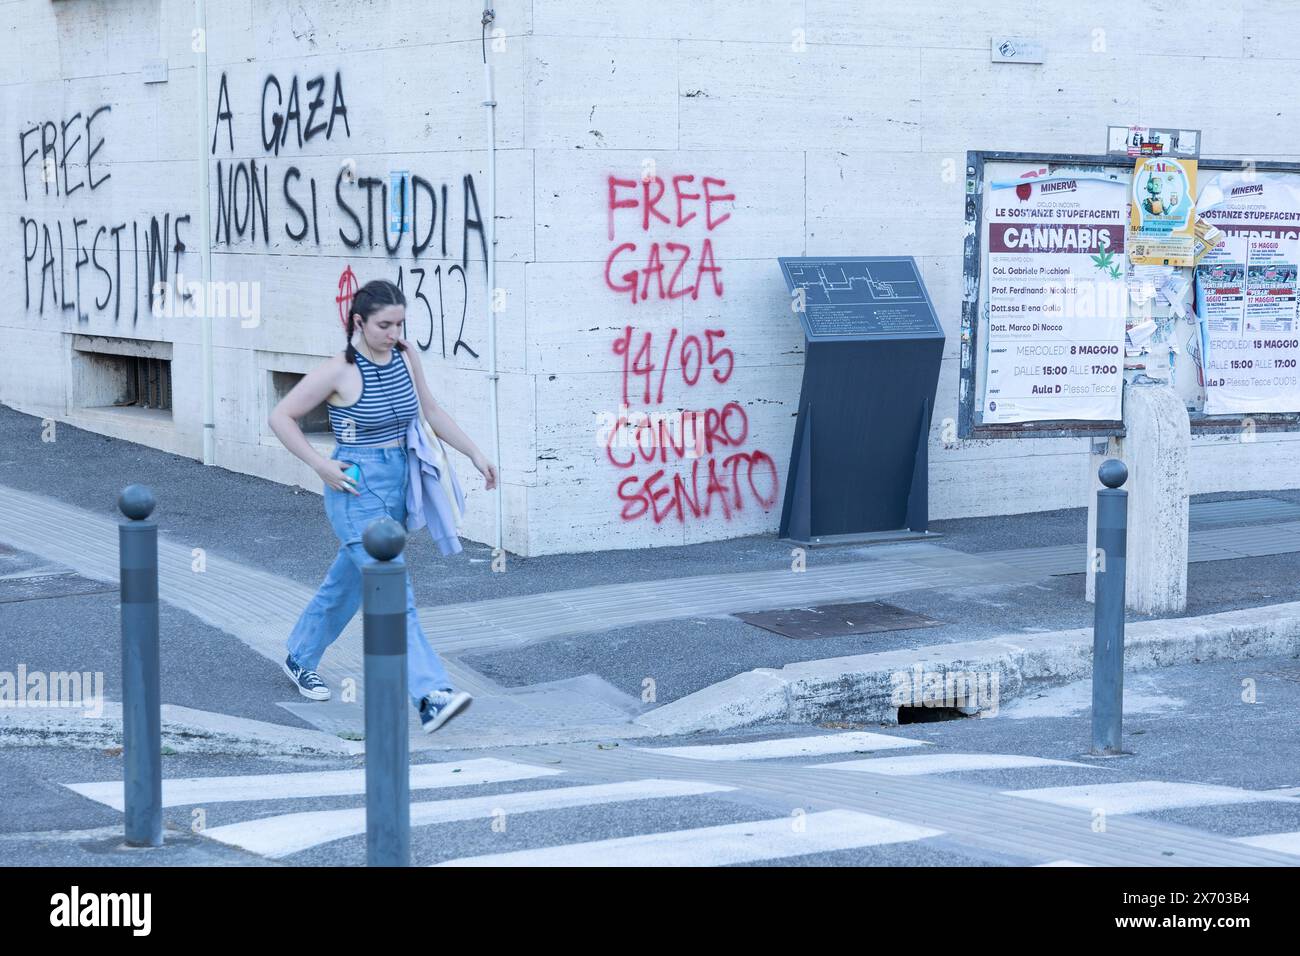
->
<box><xmin>981</xmin><ymin>165</ymin><xmax>1128</xmax><ymax>424</ymax></box>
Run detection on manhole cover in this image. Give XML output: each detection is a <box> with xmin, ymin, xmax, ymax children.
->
<box><xmin>735</xmin><ymin>601</ymin><xmax>942</xmax><ymax>640</ymax></box>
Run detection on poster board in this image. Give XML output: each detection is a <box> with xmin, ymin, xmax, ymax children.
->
<box><xmin>960</xmin><ymin>151</ymin><xmax>1300</xmax><ymax>439</ymax></box>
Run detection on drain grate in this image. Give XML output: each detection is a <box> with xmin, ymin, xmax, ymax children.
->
<box><xmin>735</xmin><ymin>601</ymin><xmax>942</xmax><ymax>640</ymax></box>
<box><xmin>0</xmin><ymin>571</ymin><xmax>116</xmax><ymax>604</ymax></box>
<box><xmin>897</xmin><ymin>705</ymin><xmax>970</xmax><ymax>724</ymax></box>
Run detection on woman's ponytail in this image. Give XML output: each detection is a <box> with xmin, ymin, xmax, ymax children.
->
<box><xmin>344</xmin><ymin>313</ymin><xmax>358</xmax><ymax>364</ymax></box>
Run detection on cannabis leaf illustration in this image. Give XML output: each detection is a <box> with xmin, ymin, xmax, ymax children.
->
<box><xmin>1091</xmin><ymin>250</ymin><xmax>1116</xmax><ymax>271</ymax></box>
<box><xmin>1108</xmin><ymin>265</ymin><xmax>1123</xmax><ymax>279</ymax></box>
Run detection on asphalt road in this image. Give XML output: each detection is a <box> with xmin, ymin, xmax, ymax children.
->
<box><xmin>3</xmin><ymin>654</ymin><xmax>1297</xmax><ymax>867</ymax></box>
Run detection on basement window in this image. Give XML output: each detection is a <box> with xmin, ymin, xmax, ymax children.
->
<box><xmin>127</xmin><ymin>357</ymin><xmax>172</xmax><ymax>411</ymax></box>
<box><xmin>270</xmin><ymin>371</ymin><xmax>331</xmax><ymax>435</ymax></box>
<box><xmin>71</xmin><ymin>335</ymin><xmax>174</xmax><ymax>419</ymax></box>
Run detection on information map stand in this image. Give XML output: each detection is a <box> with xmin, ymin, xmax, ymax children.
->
<box><xmin>777</xmin><ymin>257</ymin><xmax>945</xmax><ymax>546</ymax></box>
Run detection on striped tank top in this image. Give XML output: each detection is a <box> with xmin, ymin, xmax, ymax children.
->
<box><xmin>328</xmin><ymin>350</ymin><xmax>421</xmax><ymax>446</ymax></box>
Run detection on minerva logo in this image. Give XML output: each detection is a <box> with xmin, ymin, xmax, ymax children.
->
<box><xmin>49</xmin><ymin>887</ymin><xmax>151</xmax><ymax>936</ymax></box>
<box><xmin>1037</xmin><ymin>179</ymin><xmax>1077</xmax><ymax>194</ymax></box>
<box><xmin>1230</xmin><ymin>183</ymin><xmax>1264</xmax><ymax>197</ymax></box>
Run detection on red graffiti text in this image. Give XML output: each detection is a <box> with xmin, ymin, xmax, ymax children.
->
<box><xmin>604</xmin><ymin>173</ymin><xmax>733</xmax><ymax>304</ymax></box>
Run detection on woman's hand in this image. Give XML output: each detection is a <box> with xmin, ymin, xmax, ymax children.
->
<box><xmin>316</xmin><ymin>459</ymin><xmax>361</xmax><ymax>495</ymax></box>
<box><xmin>471</xmin><ymin>453</ymin><xmax>498</xmax><ymax>491</ymax></box>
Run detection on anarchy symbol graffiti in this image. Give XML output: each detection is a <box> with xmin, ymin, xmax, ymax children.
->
<box><xmin>336</xmin><ymin>265</ymin><xmax>358</xmax><ymax>332</ymax></box>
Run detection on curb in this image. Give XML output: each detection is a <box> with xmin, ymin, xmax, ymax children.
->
<box><xmin>0</xmin><ymin>702</ymin><xmax>366</xmax><ymax>758</ymax></box>
<box><xmin>632</xmin><ymin>600</ymin><xmax>1300</xmax><ymax>736</ymax></box>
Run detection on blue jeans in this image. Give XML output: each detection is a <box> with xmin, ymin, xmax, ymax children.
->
<box><xmin>286</xmin><ymin>444</ymin><xmax>453</xmax><ymax>706</ymax></box>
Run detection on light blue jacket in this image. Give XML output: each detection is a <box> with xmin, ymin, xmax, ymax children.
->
<box><xmin>404</xmin><ymin>417</ymin><xmax>466</xmax><ymax>556</ymax></box>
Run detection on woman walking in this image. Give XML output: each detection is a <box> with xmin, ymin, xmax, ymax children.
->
<box><xmin>268</xmin><ymin>279</ymin><xmax>497</xmax><ymax>733</ymax></box>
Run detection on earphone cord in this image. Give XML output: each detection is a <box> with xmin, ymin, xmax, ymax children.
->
<box><xmin>349</xmin><ymin>346</ymin><xmax>412</xmax><ymax>516</ymax></box>
<box><xmin>355</xmin><ymin>481</ymin><xmax>391</xmax><ymax>513</ymax></box>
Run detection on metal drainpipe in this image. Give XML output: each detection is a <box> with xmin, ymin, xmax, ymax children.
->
<box><xmin>482</xmin><ymin>5</ymin><xmax>503</xmax><ymax>554</ymax></box>
<box><xmin>195</xmin><ymin>0</ymin><xmax>215</xmax><ymax>465</ymax></box>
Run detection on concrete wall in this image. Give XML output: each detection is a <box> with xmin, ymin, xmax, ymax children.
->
<box><xmin>6</xmin><ymin>0</ymin><xmax>1300</xmax><ymax>555</ymax></box>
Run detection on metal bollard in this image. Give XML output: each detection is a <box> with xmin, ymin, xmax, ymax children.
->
<box><xmin>362</xmin><ymin>517</ymin><xmax>410</xmax><ymax>867</ymax></box>
<box><xmin>118</xmin><ymin>485</ymin><xmax>162</xmax><ymax>846</ymax></box>
<box><xmin>1091</xmin><ymin>459</ymin><xmax>1128</xmax><ymax>756</ymax></box>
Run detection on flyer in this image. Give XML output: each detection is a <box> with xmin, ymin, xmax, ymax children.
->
<box><xmin>982</xmin><ymin>170</ymin><xmax>1127</xmax><ymax>424</ymax></box>
<box><xmin>1194</xmin><ymin>260</ymin><xmax>1245</xmax><ymax>334</ymax></box>
<box><xmin>1193</xmin><ymin>217</ymin><xmax>1224</xmax><ymax>264</ymax></box>
<box><xmin>1131</xmin><ymin>157</ymin><xmax>1197</xmax><ymax>236</ymax></box>
<box><xmin>1197</xmin><ymin>171</ymin><xmax>1300</xmax><ymax>413</ymax></box>
<box><xmin>1130</xmin><ymin>157</ymin><xmax>1197</xmax><ymax>266</ymax></box>
<box><xmin>1244</xmin><ymin>243</ymin><xmax>1297</xmax><ymax>333</ymax></box>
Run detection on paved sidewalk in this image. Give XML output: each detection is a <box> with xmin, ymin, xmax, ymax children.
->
<box><xmin>6</xmin><ymin>401</ymin><xmax>1300</xmax><ymax>750</ymax></box>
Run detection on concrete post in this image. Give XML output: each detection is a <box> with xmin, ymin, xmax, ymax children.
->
<box><xmin>1086</xmin><ymin>382</ymin><xmax>1189</xmax><ymax>614</ymax></box>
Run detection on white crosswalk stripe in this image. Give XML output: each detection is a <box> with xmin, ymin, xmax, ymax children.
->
<box><xmin>202</xmin><ymin>779</ymin><xmax>735</xmax><ymax>858</ymax></box>
<box><xmin>63</xmin><ymin>758</ymin><xmax>561</xmax><ymax>810</ymax></box>
<box><xmin>1233</xmin><ymin>832</ymin><xmax>1300</xmax><ymax>855</ymax></box>
<box><xmin>1004</xmin><ymin>781</ymin><xmax>1300</xmax><ymax>815</ymax></box>
<box><xmin>60</xmin><ymin>747</ymin><xmax>1299</xmax><ymax>867</ymax></box>
<box><xmin>1036</xmin><ymin>860</ymin><xmax>1090</xmax><ymax>866</ymax></box>
<box><xmin>814</xmin><ymin>753</ymin><xmax>1095</xmax><ymax>776</ymax></box>
<box><xmin>638</xmin><ymin>731</ymin><xmax>926</xmax><ymax>761</ymax></box>
<box><xmin>434</xmin><ymin>809</ymin><xmax>945</xmax><ymax>867</ymax></box>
